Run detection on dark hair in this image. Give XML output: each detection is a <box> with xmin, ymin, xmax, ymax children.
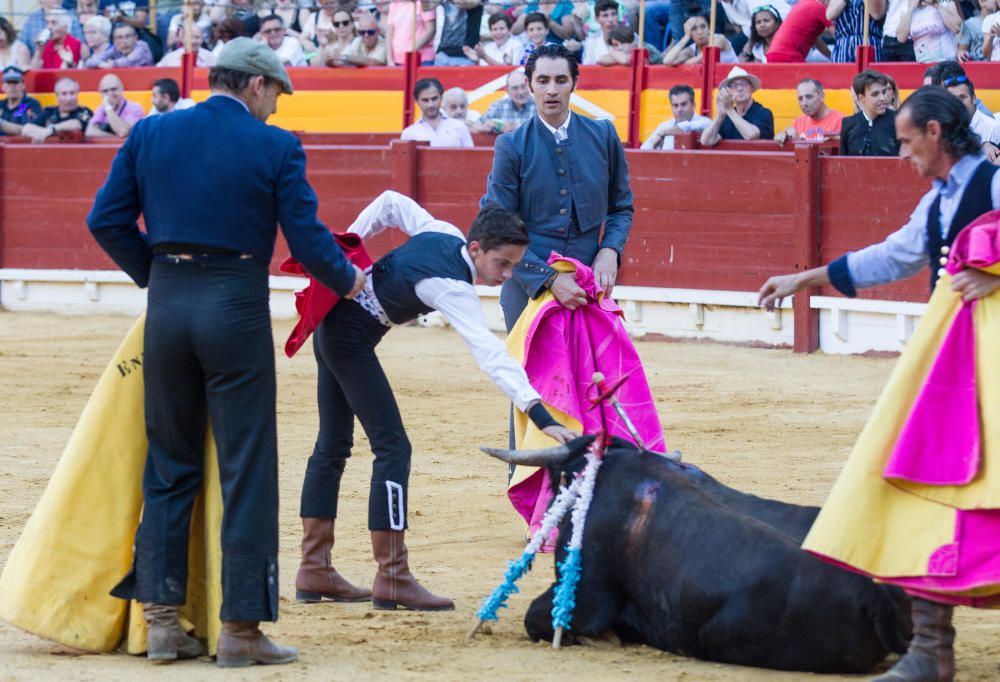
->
<box><xmin>208</xmin><ymin>66</ymin><xmax>278</xmax><ymax>93</ymax></box>
<box><xmin>153</xmin><ymin>78</ymin><xmax>180</xmax><ymax>103</ymax></box>
<box><xmin>215</xmin><ymin>17</ymin><xmax>244</xmax><ymax>40</ymax></box>
<box><xmin>524</xmin><ymin>44</ymin><xmax>579</xmax><ymax>84</ymax></box>
<box><xmin>668</xmin><ymin>84</ymin><xmax>695</xmax><ymax>102</ymax></box>
<box><xmin>926</xmin><ymin>60</ymin><xmax>965</xmax><ymax>86</ymax></box>
<box><xmin>523</xmin><ymin>11</ymin><xmax>548</xmax><ymax>29</ymax></box>
<box><xmin>0</xmin><ymin>17</ymin><xmax>17</xmax><ymax>45</ymax></box>
<box><xmin>467</xmin><ymin>204</ymin><xmax>529</xmax><ymax>252</ymax></box>
<box><xmin>608</xmin><ymin>25</ymin><xmax>633</xmax><ymax>44</ymax></box>
<box><xmin>942</xmin><ymin>73</ymin><xmax>976</xmax><ymax>100</ymax></box>
<box><xmin>594</xmin><ymin>0</ymin><xmax>619</xmax><ymax>15</ymax></box>
<box><xmin>488</xmin><ymin>12</ymin><xmax>512</xmax><ymax>28</ymax></box>
<box><xmin>413</xmin><ymin>77</ymin><xmax>443</xmax><ymax>100</ymax></box>
<box><xmin>797</xmin><ymin>77</ymin><xmax>823</xmax><ymax>92</ymax></box>
<box><xmin>112</xmin><ymin>22</ymin><xmax>137</xmax><ymax>37</ymax></box>
<box><xmin>749</xmin><ymin>6</ymin><xmax>781</xmax><ymax>49</ymax></box>
<box><xmin>260</xmin><ymin>13</ymin><xmax>284</xmax><ymax>26</ymax></box>
<box><xmin>852</xmin><ymin>69</ymin><xmax>890</xmax><ymax>96</ymax></box>
<box><xmin>899</xmin><ymin>86</ymin><xmax>981</xmax><ymax>158</ymax></box>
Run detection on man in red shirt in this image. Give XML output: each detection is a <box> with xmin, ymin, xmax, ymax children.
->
<box><xmin>775</xmin><ymin>78</ymin><xmax>845</xmax><ymax>143</ymax></box>
<box><xmin>30</xmin><ymin>9</ymin><xmax>82</xmax><ymax>68</ymax></box>
<box><xmin>767</xmin><ymin>0</ymin><xmax>831</xmax><ymax>62</ymax></box>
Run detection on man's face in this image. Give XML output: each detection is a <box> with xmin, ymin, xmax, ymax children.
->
<box><xmin>84</xmin><ymin>24</ymin><xmax>106</xmax><ymax>47</ymax></box>
<box><xmin>597</xmin><ymin>8</ymin><xmax>618</xmax><ymax>31</ymax></box>
<box><xmin>248</xmin><ymin>77</ymin><xmax>282</xmax><ymax>122</ymax></box>
<box><xmin>187</xmin><ymin>24</ymin><xmax>204</xmax><ymax>46</ymax></box>
<box><xmin>526</xmin><ymin>20</ymin><xmax>547</xmax><ymax>46</ymax></box>
<box><xmin>2</xmin><ymin>79</ymin><xmax>24</xmax><ymax>100</ymax></box>
<box><xmin>896</xmin><ymin>108</ymin><xmax>945</xmax><ymax>179</ymax></box>
<box><xmin>859</xmin><ymin>81</ymin><xmax>890</xmax><ymax>118</ymax></box>
<box><xmin>46</xmin><ymin>15</ymin><xmax>68</xmax><ymax>40</ymax></box>
<box><xmin>261</xmin><ymin>19</ymin><xmax>284</xmax><ymax>49</ymax></box>
<box><xmin>946</xmin><ymin>83</ymin><xmax>976</xmax><ymax>117</ymax></box>
<box><xmin>796</xmin><ymin>82</ymin><xmax>823</xmax><ymax>117</ymax></box>
<box><xmin>468</xmin><ymin>241</ymin><xmax>525</xmax><ymax>286</ymax></box>
<box><xmin>99</xmin><ymin>76</ymin><xmax>124</xmax><ymax>107</ymax></box>
<box><xmin>357</xmin><ymin>18</ymin><xmax>378</xmax><ymax>47</ymax></box>
<box><xmin>490</xmin><ymin>19</ymin><xmax>510</xmax><ymax>43</ymax></box>
<box><xmin>529</xmin><ymin>57</ymin><xmax>575</xmax><ymax>120</ymax></box>
<box><xmin>112</xmin><ymin>26</ymin><xmax>137</xmax><ymax>55</ymax></box>
<box><xmin>55</xmin><ymin>81</ymin><xmax>79</xmax><ymax>111</ymax></box>
<box><xmin>507</xmin><ymin>72</ymin><xmax>530</xmax><ymax>106</ymax></box>
<box><xmin>669</xmin><ymin>92</ymin><xmax>694</xmax><ymax>122</ymax></box>
<box><xmin>416</xmin><ymin>86</ymin><xmax>442</xmax><ymax>120</ymax></box>
<box><xmin>443</xmin><ymin>93</ymin><xmax>468</xmax><ymax>120</ymax></box>
<box><xmin>728</xmin><ymin>77</ymin><xmax>753</xmax><ymax>105</ymax></box>
<box><xmin>151</xmin><ymin>85</ymin><xmax>172</xmax><ymax>112</ymax></box>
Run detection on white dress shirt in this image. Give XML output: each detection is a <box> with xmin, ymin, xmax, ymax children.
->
<box><xmin>971</xmin><ymin>108</ymin><xmax>1000</xmax><ymax>146</ymax></box>
<box><xmin>347</xmin><ymin>191</ymin><xmax>542</xmax><ymax>411</ymax></box>
<box><xmin>400</xmin><ymin>114</ymin><xmax>474</xmax><ymax>147</ymax></box>
<box><xmin>538</xmin><ymin>110</ymin><xmax>572</xmax><ymax>142</ymax></box>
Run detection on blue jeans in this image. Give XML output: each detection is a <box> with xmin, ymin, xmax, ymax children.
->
<box><xmin>643</xmin><ymin>1</ymin><xmax>673</xmax><ymax>51</ymax></box>
<box><xmin>434</xmin><ymin>52</ymin><xmax>476</xmax><ymax>66</ymax></box>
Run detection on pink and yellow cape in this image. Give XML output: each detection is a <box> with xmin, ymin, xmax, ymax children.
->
<box><xmin>804</xmin><ymin>211</ymin><xmax>1000</xmax><ymax>606</ymax></box>
<box><xmin>505</xmin><ymin>256</ymin><xmax>665</xmax><ymax>541</ymax></box>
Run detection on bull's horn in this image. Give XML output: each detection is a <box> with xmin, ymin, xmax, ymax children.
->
<box><xmin>479</xmin><ymin>435</ymin><xmax>595</xmax><ymax>467</ymax></box>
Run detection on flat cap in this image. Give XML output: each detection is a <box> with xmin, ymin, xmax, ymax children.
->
<box><xmin>215</xmin><ymin>37</ymin><xmax>293</xmax><ymax>95</ymax></box>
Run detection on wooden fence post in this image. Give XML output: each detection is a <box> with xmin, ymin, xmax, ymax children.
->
<box><xmin>792</xmin><ymin>143</ymin><xmax>821</xmax><ymax>353</ymax></box>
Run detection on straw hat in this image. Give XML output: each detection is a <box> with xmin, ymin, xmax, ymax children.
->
<box><xmin>719</xmin><ymin>66</ymin><xmax>761</xmax><ymax>92</ymax></box>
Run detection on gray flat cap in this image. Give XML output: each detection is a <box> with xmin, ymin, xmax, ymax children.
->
<box><xmin>215</xmin><ymin>37</ymin><xmax>293</xmax><ymax>95</ymax></box>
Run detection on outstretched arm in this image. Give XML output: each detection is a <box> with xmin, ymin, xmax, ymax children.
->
<box><xmin>347</xmin><ymin>190</ymin><xmax>465</xmax><ymax>241</ymax></box>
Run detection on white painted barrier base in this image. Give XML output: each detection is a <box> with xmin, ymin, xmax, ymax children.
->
<box><xmin>1</xmin><ymin>269</ymin><xmax>925</xmax><ymax>355</ymax></box>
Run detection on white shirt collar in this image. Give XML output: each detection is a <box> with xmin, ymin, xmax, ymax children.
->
<box><xmin>460</xmin><ymin>245</ymin><xmax>478</xmax><ymax>281</ymax></box>
<box><xmin>209</xmin><ymin>92</ymin><xmax>250</xmax><ymax>113</ymax></box>
<box><xmin>538</xmin><ymin>110</ymin><xmax>572</xmax><ymax>140</ymax></box>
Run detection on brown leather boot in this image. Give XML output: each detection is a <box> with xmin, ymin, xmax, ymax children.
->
<box><xmin>216</xmin><ymin>621</ymin><xmax>298</xmax><ymax>668</ymax></box>
<box><xmin>143</xmin><ymin>603</ymin><xmax>205</xmax><ymax>662</ymax></box>
<box><xmin>295</xmin><ymin>517</ymin><xmax>372</xmax><ymax>603</ymax></box>
<box><xmin>371</xmin><ymin>529</ymin><xmax>454</xmax><ymax>611</ymax></box>
<box><xmin>871</xmin><ymin>598</ymin><xmax>955</xmax><ymax>682</ymax></box>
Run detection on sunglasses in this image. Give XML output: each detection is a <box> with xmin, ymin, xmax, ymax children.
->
<box><xmin>262</xmin><ymin>26</ymin><xmax>284</xmax><ymax>33</ymax></box>
<box><xmin>332</xmin><ymin>19</ymin><xmax>351</xmax><ymax>27</ymax></box>
<box><xmin>942</xmin><ymin>74</ymin><xmax>968</xmax><ymax>87</ymax></box>
<box><xmin>358</xmin><ymin>28</ymin><xmax>377</xmax><ymax>35</ymax></box>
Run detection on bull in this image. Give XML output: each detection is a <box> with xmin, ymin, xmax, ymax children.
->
<box><xmin>484</xmin><ymin>435</ymin><xmax>911</xmax><ymax>674</ymax></box>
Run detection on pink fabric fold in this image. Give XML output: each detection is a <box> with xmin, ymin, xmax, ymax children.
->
<box><xmin>946</xmin><ymin>209</ymin><xmax>1000</xmax><ymax>275</ymax></box>
<box><xmin>882</xmin><ymin>301</ymin><xmax>980</xmax><ymax>486</ymax></box>
<box><xmin>507</xmin><ymin>255</ymin><xmax>666</xmax><ymax>539</ymax></box>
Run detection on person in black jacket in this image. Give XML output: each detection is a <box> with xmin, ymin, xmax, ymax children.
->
<box><xmin>840</xmin><ymin>69</ymin><xmax>900</xmax><ymax>156</ymax></box>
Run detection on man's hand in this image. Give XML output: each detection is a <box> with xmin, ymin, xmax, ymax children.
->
<box><xmin>984</xmin><ymin>142</ymin><xmax>1000</xmax><ymax>164</ymax></box>
<box><xmin>716</xmin><ymin>87</ymin><xmax>734</xmax><ymax>115</ymax></box>
<box><xmin>592</xmin><ymin>247</ymin><xmax>619</xmax><ymax>297</ymax></box>
<box><xmin>757</xmin><ymin>273</ymin><xmax>802</xmax><ymax>311</ymax></box>
<box><xmin>542</xmin><ymin>424</ymin><xmax>579</xmax><ymax>443</ymax></box>
<box><xmin>344</xmin><ymin>265</ymin><xmax>366</xmax><ymax>299</ymax></box>
<box><xmin>774</xmin><ymin>127</ymin><xmax>796</xmax><ymax>145</ymax></box>
<box><xmin>550</xmin><ymin>271</ymin><xmax>587</xmax><ymax>310</ymax></box>
<box><xmin>951</xmin><ymin>268</ymin><xmax>1000</xmax><ymax>301</ymax></box>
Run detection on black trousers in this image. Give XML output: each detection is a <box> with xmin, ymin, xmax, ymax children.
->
<box><xmin>111</xmin><ymin>255</ymin><xmax>280</xmax><ymax>622</ymax></box>
<box><xmin>881</xmin><ymin>37</ymin><xmax>916</xmax><ymax>62</ymax></box>
<box><xmin>299</xmin><ymin>299</ymin><xmax>411</xmax><ymax>530</ymax></box>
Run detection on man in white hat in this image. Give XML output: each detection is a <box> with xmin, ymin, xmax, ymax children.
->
<box><xmin>700</xmin><ymin>65</ymin><xmax>774</xmax><ymax>146</ymax></box>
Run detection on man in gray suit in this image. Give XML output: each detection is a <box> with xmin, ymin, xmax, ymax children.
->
<box><xmin>481</xmin><ymin>44</ymin><xmax>634</xmax><ymax>331</ymax></box>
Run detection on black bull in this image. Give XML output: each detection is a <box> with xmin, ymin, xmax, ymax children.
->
<box><xmin>485</xmin><ymin>436</ymin><xmax>911</xmax><ymax>674</ymax></box>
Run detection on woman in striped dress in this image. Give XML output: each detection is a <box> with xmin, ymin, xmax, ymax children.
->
<box><xmin>827</xmin><ymin>0</ymin><xmax>884</xmax><ymax>62</ymax></box>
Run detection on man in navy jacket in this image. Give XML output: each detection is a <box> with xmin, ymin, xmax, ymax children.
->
<box><xmin>481</xmin><ymin>44</ymin><xmax>634</xmax><ymax>331</ymax></box>
<box><xmin>87</xmin><ymin>38</ymin><xmax>364</xmax><ymax>667</ymax></box>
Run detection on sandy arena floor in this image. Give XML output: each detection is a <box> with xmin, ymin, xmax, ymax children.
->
<box><xmin>0</xmin><ymin>311</ymin><xmax>998</xmax><ymax>681</ymax></box>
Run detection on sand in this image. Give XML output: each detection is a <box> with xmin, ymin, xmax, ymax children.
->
<box><xmin>1</xmin><ymin>311</ymin><xmax>998</xmax><ymax>681</ymax></box>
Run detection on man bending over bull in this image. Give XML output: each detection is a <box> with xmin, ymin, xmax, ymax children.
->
<box><xmin>293</xmin><ymin>191</ymin><xmax>577</xmax><ymax>612</ymax></box>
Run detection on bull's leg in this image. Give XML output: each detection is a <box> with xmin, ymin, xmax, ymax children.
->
<box><xmin>525</xmin><ymin>585</ymin><xmax>556</xmax><ymax>642</ymax></box>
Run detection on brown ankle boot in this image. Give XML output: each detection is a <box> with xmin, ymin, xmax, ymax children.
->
<box><xmin>295</xmin><ymin>517</ymin><xmax>372</xmax><ymax>603</ymax></box>
<box><xmin>371</xmin><ymin>529</ymin><xmax>454</xmax><ymax>611</ymax></box>
<box><xmin>871</xmin><ymin>598</ymin><xmax>955</xmax><ymax>682</ymax></box>
<box><xmin>143</xmin><ymin>603</ymin><xmax>205</xmax><ymax>662</ymax></box>
<box><xmin>216</xmin><ymin>621</ymin><xmax>298</xmax><ymax>668</ymax></box>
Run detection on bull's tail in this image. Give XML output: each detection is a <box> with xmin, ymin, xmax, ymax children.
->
<box><xmin>866</xmin><ymin>584</ymin><xmax>912</xmax><ymax>655</ymax></box>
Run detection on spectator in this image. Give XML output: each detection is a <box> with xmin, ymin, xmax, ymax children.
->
<box><xmin>147</xmin><ymin>78</ymin><xmax>195</xmax><ymax>116</ymax></box>
<box><xmin>775</xmin><ymin>78</ymin><xmax>844</xmax><ymax>143</ymax></box>
<box><xmin>0</xmin><ymin>66</ymin><xmax>41</xmax><ymax>136</ymax></box>
<box><xmin>267</xmin><ymin>0</ymin><xmax>309</xmax><ymax>46</ymax></box>
<box><xmin>641</xmin><ymin>83</ymin><xmax>712</xmax><ymax>149</ymax></box>
<box><xmin>958</xmin><ymin>0</ymin><xmax>995</xmax><ymax>60</ymax></box>
<box><xmin>663</xmin><ymin>14</ymin><xmax>738</xmax><ymax>65</ymax></box>
<box><xmin>767</xmin><ymin>0</ymin><xmax>832</xmax><ymax>62</ymax></box>
<box><xmin>520</xmin><ymin>12</ymin><xmax>555</xmax><ymax>64</ymax></box>
<box><xmin>259</xmin><ymin>14</ymin><xmax>307</xmax><ymax>67</ymax></box>
<box><xmin>512</xmin><ymin>0</ymin><xmax>576</xmax><ymax>46</ymax></box>
<box><xmin>165</xmin><ymin>0</ymin><xmax>212</xmax><ymax>50</ymax></box>
<box><xmin>21</xmin><ymin>77</ymin><xmax>92</xmax><ymax>143</ymax></box>
<box><xmin>666</xmin><ymin>0</ymin><xmax>711</xmax><ymax>46</ymax></box>
<box><xmin>77</xmin><ymin>0</ymin><xmax>99</xmax><ymax>27</ymax></box>
<box><xmin>896</xmin><ymin>0</ymin><xmax>961</xmax><ymax>63</ymax></box>
<box><xmin>85</xmin><ymin>73</ymin><xmax>143</xmax><ymax>138</ymax></box>
<box><xmin>226</xmin><ymin>0</ymin><xmax>261</xmax><ymax>40</ymax></box>
<box><xmin>980</xmin><ymin>3</ymin><xmax>1000</xmax><ymax>60</ymax></box>
<box><xmin>210</xmin><ymin>18</ymin><xmax>244</xmax><ymax>59</ymax></box>
<box><xmin>21</xmin><ymin>0</ymin><xmax>83</xmax><ymax>56</ymax></box>
<box><xmin>302</xmin><ymin>0</ymin><xmax>341</xmax><ymax>52</ymax></box>
<box><xmin>338</xmin><ymin>13</ymin><xmax>387</xmax><ymax>65</ymax></box>
<box><xmin>464</xmin><ymin>12</ymin><xmax>523</xmax><ymax>65</ymax></box>
<box><xmin>158</xmin><ymin>24</ymin><xmax>215</xmax><ymax>65</ymax></box>
<box><xmin>700</xmin><ymin>66</ymin><xmax>774</xmax><ymax>145</ymax></box>
<box><xmin>435</xmin><ymin>0</ymin><xmax>484</xmax><ymax>66</ymax></box>
<box><xmin>85</xmin><ymin>23</ymin><xmax>153</xmax><ymax>67</ymax></box>
<box><xmin>472</xmin><ymin>70</ymin><xmax>536</xmax><ymax>134</ymax></box>
<box><xmin>82</xmin><ymin>15</ymin><xmax>112</xmax><ymax>62</ymax></box>
<box><xmin>442</xmin><ymin>87</ymin><xmax>481</xmax><ymax>127</ymax></box>
<box><xmin>923</xmin><ymin>61</ymin><xmax>992</xmax><ymax>116</ymax></box>
<box><xmin>102</xmin><ymin>0</ymin><xmax>162</xmax><ymax>63</ymax></box>
<box><xmin>581</xmin><ymin>0</ymin><xmax>620</xmax><ymax>65</ymax></box>
<box><xmin>28</xmin><ymin>9</ymin><xmax>82</xmax><ymax>68</ymax></box>
<box><xmin>839</xmin><ymin>69</ymin><xmax>899</xmax><ymax>156</ymax></box>
<box><xmin>601</xmin><ymin>25</ymin><xmax>635</xmax><ymax>64</ymax></box>
<box><xmin>0</xmin><ymin>18</ymin><xmax>30</xmax><ymax>70</ymax></box>
<box><xmin>386</xmin><ymin>0</ymin><xmax>437</xmax><ymax>66</ymax></box>
<box><xmin>314</xmin><ymin>8</ymin><xmax>355</xmax><ymax>67</ymax></box>
<box><xmin>827</xmin><ymin>0</ymin><xmax>884</xmax><ymax>62</ymax></box>
<box><xmin>719</xmin><ymin>0</ymin><xmax>791</xmax><ymax>54</ymax></box>
<box><xmin>741</xmin><ymin>5</ymin><xmax>781</xmax><ymax>61</ymax></box>
<box><xmin>401</xmin><ymin>77</ymin><xmax>473</xmax><ymax>147</ymax></box>
<box><xmin>943</xmin><ymin>73</ymin><xmax>1000</xmax><ymax>162</ymax></box>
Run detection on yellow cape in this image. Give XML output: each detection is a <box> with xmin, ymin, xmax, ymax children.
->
<box><xmin>803</xmin><ymin>265</ymin><xmax>1000</xmax><ymax>598</ymax></box>
<box><xmin>0</xmin><ymin>316</ymin><xmax>225</xmax><ymax>653</ymax></box>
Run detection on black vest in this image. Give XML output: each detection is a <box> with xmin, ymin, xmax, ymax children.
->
<box><xmin>927</xmin><ymin>160</ymin><xmax>998</xmax><ymax>291</ymax></box>
<box><xmin>372</xmin><ymin>232</ymin><xmax>473</xmax><ymax>324</ymax></box>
